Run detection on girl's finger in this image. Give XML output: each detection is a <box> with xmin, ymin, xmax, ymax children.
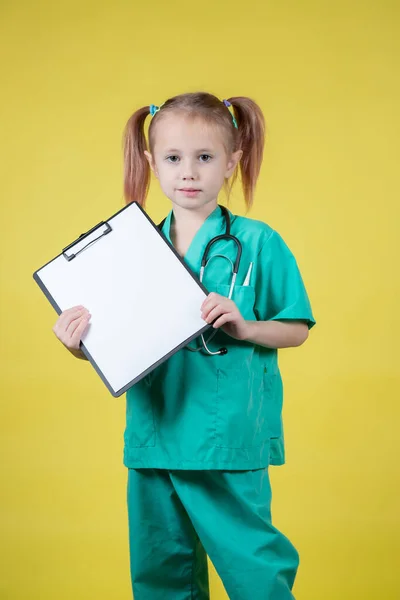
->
<box><xmin>66</xmin><ymin>313</ymin><xmax>90</xmax><ymax>339</ymax></box>
<box><xmin>57</xmin><ymin>307</ymin><xmax>87</xmax><ymax>331</ymax></box>
<box><xmin>202</xmin><ymin>297</ymin><xmax>232</xmax><ymax>318</ymax></box>
<box><xmin>69</xmin><ymin>315</ymin><xmax>91</xmax><ymax>348</ymax></box>
<box><xmin>201</xmin><ymin>292</ymin><xmax>222</xmax><ymax>311</ymax></box>
<box><xmin>65</xmin><ymin>305</ymin><xmax>86</xmax><ymax>313</ymax></box>
<box><xmin>204</xmin><ymin>305</ymin><xmax>227</xmax><ymax>324</ymax></box>
<box><xmin>213</xmin><ymin>313</ymin><xmax>235</xmax><ymax>328</ymax></box>
<box><xmin>60</xmin><ymin>306</ymin><xmax>86</xmax><ymax>320</ymax></box>
<box><xmin>201</xmin><ymin>299</ymin><xmax>216</xmax><ymax>315</ymax></box>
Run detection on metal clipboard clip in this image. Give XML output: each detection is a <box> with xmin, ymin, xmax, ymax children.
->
<box><xmin>62</xmin><ymin>221</ymin><xmax>112</xmax><ymax>262</ymax></box>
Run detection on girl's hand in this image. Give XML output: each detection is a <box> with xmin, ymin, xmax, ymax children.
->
<box><xmin>52</xmin><ymin>305</ymin><xmax>91</xmax><ymax>356</ymax></box>
<box><xmin>201</xmin><ymin>293</ymin><xmax>250</xmax><ymax>341</ymax></box>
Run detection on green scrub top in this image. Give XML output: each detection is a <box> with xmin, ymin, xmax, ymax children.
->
<box><xmin>123</xmin><ymin>205</ymin><xmax>315</xmax><ymax>470</ymax></box>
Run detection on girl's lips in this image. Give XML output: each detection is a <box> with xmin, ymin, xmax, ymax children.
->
<box><xmin>178</xmin><ymin>189</ymin><xmax>202</xmax><ymax>196</ymax></box>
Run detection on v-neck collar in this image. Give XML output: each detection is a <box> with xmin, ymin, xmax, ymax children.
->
<box><xmin>161</xmin><ymin>204</ymin><xmax>228</xmax><ymax>273</ymax></box>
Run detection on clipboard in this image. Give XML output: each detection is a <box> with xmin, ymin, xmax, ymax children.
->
<box><xmin>33</xmin><ymin>201</ymin><xmax>212</xmax><ymax>397</ymax></box>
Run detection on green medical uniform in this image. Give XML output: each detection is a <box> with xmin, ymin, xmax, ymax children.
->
<box><xmin>128</xmin><ymin>468</ymin><xmax>299</xmax><ymax>600</ymax></box>
<box><xmin>125</xmin><ymin>205</ymin><xmax>315</xmax><ymax>598</ymax></box>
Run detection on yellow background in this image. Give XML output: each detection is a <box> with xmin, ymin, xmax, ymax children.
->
<box><xmin>1</xmin><ymin>1</ymin><xmax>399</xmax><ymax>598</ymax></box>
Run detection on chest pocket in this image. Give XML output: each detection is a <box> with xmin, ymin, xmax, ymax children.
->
<box><xmin>211</xmin><ymin>283</ymin><xmax>257</xmax><ymax>321</ymax></box>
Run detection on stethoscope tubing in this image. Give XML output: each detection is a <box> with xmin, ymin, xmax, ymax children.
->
<box><xmin>187</xmin><ymin>206</ymin><xmax>242</xmax><ymax>356</ymax></box>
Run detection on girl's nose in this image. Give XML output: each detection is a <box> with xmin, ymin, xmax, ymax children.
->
<box><xmin>181</xmin><ymin>160</ymin><xmax>198</xmax><ymax>180</ymax></box>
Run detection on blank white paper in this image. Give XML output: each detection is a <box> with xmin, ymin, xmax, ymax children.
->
<box><xmin>35</xmin><ymin>203</ymin><xmax>208</xmax><ymax>395</ymax></box>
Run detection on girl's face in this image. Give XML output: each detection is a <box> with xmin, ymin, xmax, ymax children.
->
<box><xmin>144</xmin><ymin>113</ymin><xmax>242</xmax><ymax>213</ymax></box>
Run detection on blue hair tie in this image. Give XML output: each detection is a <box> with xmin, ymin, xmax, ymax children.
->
<box><xmin>149</xmin><ymin>102</ymin><xmax>165</xmax><ymax>117</ymax></box>
<box><xmin>222</xmin><ymin>99</ymin><xmax>238</xmax><ymax>129</ymax></box>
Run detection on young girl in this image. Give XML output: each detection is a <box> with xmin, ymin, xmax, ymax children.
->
<box><xmin>53</xmin><ymin>92</ymin><xmax>315</xmax><ymax>599</ymax></box>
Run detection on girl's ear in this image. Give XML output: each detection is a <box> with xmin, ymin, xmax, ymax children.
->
<box><xmin>225</xmin><ymin>149</ymin><xmax>243</xmax><ymax>179</ymax></box>
<box><xmin>144</xmin><ymin>151</ymin><xmax>159</xmax><ymax>178</ymax></box>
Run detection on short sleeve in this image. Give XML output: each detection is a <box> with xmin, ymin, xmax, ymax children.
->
<box><xmin>254</xmin><ymin>231</ymin><xmax>316</xmax><ymax>329</ymax></box>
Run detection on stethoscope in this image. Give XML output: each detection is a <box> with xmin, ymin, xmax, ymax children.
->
<box><xmin>159</xmin><ymin>205</ymin><xmax>242</xmax><ymax>356</ymax></box>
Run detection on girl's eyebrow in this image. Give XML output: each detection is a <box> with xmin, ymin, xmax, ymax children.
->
<box><xmin>163</xmin><ymin>148</ymin><xmax>215</xmax><ymax>153</ymax></box>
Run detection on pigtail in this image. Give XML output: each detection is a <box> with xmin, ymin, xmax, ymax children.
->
<box><xmin>228</xmin><ymin>97</ymin><xmax>266</xmax><ymax>209</ymax></box>
<box><xmin>123</xmin><ymin>106</ymin><xmax>151</xmax><ymax>206</ymax></box>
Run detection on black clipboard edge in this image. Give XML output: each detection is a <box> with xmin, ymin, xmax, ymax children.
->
<box><xmin>33</xmin><ymin>201</ymin><xmax>214</xmax><ymax>397</ymax></box>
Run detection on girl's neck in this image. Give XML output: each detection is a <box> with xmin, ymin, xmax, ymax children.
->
<box><xmin>170</xmin><ymin>200</ymin><xmax>218</xmax><ymax>257</ymax></box>
<box><xmin>171</xmin><ymin>201</ymin><xmax>218</xmax><ymax>232</ymax></box>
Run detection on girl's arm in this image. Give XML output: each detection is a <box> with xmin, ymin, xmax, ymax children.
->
<box><xmin>243</xmin><ymin>319</ymin><xmax>309</xmax><ymax>349</ymax></box>
<box><xmin>201</xmin><ymin>293</ymin><xmax>310</xmax><ymax>349</ymax></box>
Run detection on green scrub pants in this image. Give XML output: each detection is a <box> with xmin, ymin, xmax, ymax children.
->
<box><xmin>127</xmin><ymin>468</ymin><xmax>298</xmax><ymax>599</ymax></box>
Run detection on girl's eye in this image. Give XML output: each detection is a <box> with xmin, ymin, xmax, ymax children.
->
<box><xmin>165</xmin><ymin>154</ymin><xmax>213</xmax><ymax>163</ymax></box>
